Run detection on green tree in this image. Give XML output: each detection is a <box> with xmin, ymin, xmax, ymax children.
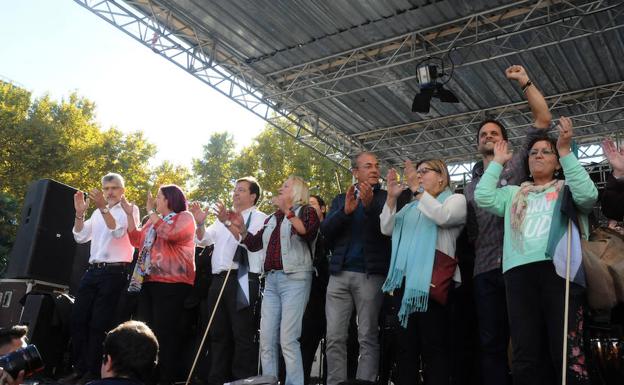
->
<box><xmin>231</xmin><ymin>121</ymin><xmax>352</xmax><ymax>212</ymax></box>
<box><xmin>191</xmin><ymin>132</ymin><xmax>236</xmax><ymax>204</ymax></box>
<box><xmin>0</xmin><ymin>82</ymin><xmax>162</xmax><ymax>272</ymax></box>
<box><xmin>151</xmin><ymin>160</ymin><xmax>192</xmax><ymax>191</ymax></box>
<box><xmin>0</xmin><ymin>192</ymin><xmax>19</xmax><ymax>273</ymax></box>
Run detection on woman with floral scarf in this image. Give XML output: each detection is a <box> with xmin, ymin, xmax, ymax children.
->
<box><xmin>475</xmin><ymin>117</ymin><xmax>597</xmax><ymax>385</ymax></box>
<box><xmin>121</xmin><ymin>184</ymin><xmax>196</xmax><ymax>385</ymax></box>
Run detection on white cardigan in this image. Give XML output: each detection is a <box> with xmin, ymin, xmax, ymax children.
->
<box><xmin>379</xmin><ymin>192</ymin><xmax>467</xmax><ymax>283</ymax></box>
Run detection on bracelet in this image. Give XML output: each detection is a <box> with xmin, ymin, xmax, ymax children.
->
<box><xmin>75</xmin><ymin>214</ymin><xmax>85</xmax><ymax>220</ymax></box>
<box><xmin>522</xmin><ymin>79</ymin><xmax>533</xmax><ymax>93</ymax></box>
<box><xmin>196</xmin><ymin>219</ymin><xmax>206</xmax><ymax>227</ymax></box>
<box><xmin>148</xmin><ymin>209</ymin><xmax>156</xmax><ymax>215</ymax></box>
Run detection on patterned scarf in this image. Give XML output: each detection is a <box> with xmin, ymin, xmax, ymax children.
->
<box><xmin>128</xmin><ymin>212</ymin><xmax>177</xmax><ymax>293</ymax></box>
<box><xmin>510</xmin><ymin>179</ymin><xmax>564</xmax><ymax>250</ymax></box>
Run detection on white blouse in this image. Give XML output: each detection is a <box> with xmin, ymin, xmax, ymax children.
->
<box><xmin>380</xmin><ymin>192</ymin><xmax>467</xmax><ymax>283</ymax></box>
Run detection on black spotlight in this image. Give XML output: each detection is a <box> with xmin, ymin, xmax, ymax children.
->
<box><xmin>411</xmin><ymin>64</ymin><xmax>459</xmax><ymax>113</ymax></box>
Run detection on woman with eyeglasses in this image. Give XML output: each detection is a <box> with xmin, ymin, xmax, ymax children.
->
<box><xmin>380</xmin><ymin>158</ymin><xmax>466</xmax><ymax>385</ymax></box>
<box><xmin>474</xmin><ymin>117</ymin><xmax>596</xmax><ymax>385</ymax></box>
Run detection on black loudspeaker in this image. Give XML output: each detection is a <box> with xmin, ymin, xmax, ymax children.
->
<box><xmin>20</xmin><ymin>293</ymin><xmax>69</xmax><ymax>377</ymax></box>
<box><xmin>7</xmin><ymin>179</ymin><xmax>78</xmax><ymax>286</ymax></box>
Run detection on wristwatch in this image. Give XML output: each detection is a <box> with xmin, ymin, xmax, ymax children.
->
<box><xmin>224</xmin><ymin>219</ymin><xmax>232</xmax><ymax>227</ymax></box>
<box><xmin>100</xmin><ymin>207</ymin><xmax>110</xmax><ymax>214</ymax></box>
<box><xmin>148</xmin><ymin>209</ymin><xmax>156</xmax><ymax>215</ymax></box>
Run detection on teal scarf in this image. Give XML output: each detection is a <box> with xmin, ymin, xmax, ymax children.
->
<box><xmin>382</xmin><ymin>189</ymin><xmax>452</xmax><ymax>327</ymax></box>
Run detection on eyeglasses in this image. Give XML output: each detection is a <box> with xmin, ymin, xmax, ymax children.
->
<box><xmin>528</xmin><ymin>149</ymin><xmax>556</xmax><ymax>157</ymax></box>
<box><xmin>415</xmin><ymin>167</ymin><xmax>440</xmax><ymax>175</ymax></box>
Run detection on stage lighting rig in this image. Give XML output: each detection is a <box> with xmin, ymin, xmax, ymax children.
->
<box><xmin>412</xmin><ymin>61</ymin><xmax>459</xmax><ymax>114</ymax></box>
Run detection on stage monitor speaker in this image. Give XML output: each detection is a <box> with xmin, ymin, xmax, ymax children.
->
<box><xmin>7</xmin><ymin>179</ymin><xmax>78</xmax><ymax>286</ymax></box>
<box><xmin>20</xmin><ymin>293</ymin><xmax>68</xmax><ymax>377</ymax></box>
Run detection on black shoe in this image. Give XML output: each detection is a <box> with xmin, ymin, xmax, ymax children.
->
<box><xmin>59</xmin><ymin>372</ymin><xmax>83</xmax><ymax>385</ymax></box>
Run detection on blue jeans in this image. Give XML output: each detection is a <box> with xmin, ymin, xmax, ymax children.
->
<box><xmin>260</xmin><ymin>270</ymin><xmax>312</xmax><ymax>385</ymax></box>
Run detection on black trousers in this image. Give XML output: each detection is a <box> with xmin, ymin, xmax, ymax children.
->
<box><xmin>204</xmin><ymin>272</ymin><xmax>260</xmax><ymax>385</ymax></box>
<box><xmin>504</xmin><ymin>261</ymin><xmax>589</xmax><ymax>385</ymax></box>
<box><xmin>300</xmin><ymin>272</ymin><xmax>327</xmax><ymax>385</ymax></box>
<box><xmin>71</xmin><ymin>264</ymin><xmax>128</xmax><ymax>375</ymax></box>
<box><xmin>473</xmin><ymin>268</ymin><xmax>510</xmax><ymax>385</ymax></box>
<box><xmin>138</xmin><ymin>281</ymin><xmax>193</xmax><ymax>385</ymax></box>
<box><xmin>393</xmin><ymin>293</ymin><xmax>451</xmax><ymax>385</ymax></box>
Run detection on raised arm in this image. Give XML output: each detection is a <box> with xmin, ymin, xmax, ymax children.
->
<box><xmin>506</xmin><ymin>65</ymin><xmax>551</xmax><ymax>129</ymax></box>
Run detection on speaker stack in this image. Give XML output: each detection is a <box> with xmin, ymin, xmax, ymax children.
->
<box><xmin>1</xmin><ymin>179</ymin><xmax>80</xmax><ymax>375</ymax></box>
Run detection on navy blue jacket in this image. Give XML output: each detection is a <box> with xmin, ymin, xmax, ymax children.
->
<box><xmin>321</xmin><ymin>184</ymin><xmax>410</xmax><ymax>275</ymax></box>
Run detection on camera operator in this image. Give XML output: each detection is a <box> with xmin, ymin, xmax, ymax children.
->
<box><xmin>0</xmin><ymin>326</ymin><xmax>28</xmax><ymax>385</ymax></box>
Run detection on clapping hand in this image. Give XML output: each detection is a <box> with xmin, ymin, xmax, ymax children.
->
<box><xmin>493</xmin><ymin>141</ymin><xmax>512</xmax><ymax>165</ymax></box>
<box><xmin>556</xmin><ymin>116</ymin><xmax>574</xmax><ymax>157</ymax></box>
<box><xmin>120</xmin><ymin>196</ymin><xmax>134</xmax><ymax>215</ymax></box>
<box><xmin>227</xmin><ymin>211</ymin><xmax>245</xmax><ymax>239</ymax></box>
<box><xmin>602</xmin><ymin>138</ymin><xmax>624</xmax><ymax>178</ymax></box>
<box><xmin>146</xmin><ymin>190</ymin><xmax>156</xmax><ymax>213</ymax></box>
<box><xmin>386</xmin><ymin>168</ymin><xmax>403</xmax><ymax>199</ymax></box>
<box><xmin>212</xmin><ymin>202</ymin><xmax>228</xmax><ymax>223</ymax></box>
<box><xmin>404</xmin><ymin>160</ymin><xmax>420</xmax><ymax>192</ymax></box>
<box><xmin>359</xmin><ymin>182</ymin><xmax>373</xmax><ymax>207</ymax></box>
<box><xmin>88</xmin><ymin>188</ymin><xmax>107</xmax><ymax>210</ymax></box>
<box><xmin>190</xmin><ymin>202</ymin><xmax>209</xmax><ymax>225</ymax></box>
<box><xmin>344</xmin><ymin>185</ymin><xmax>359</xmax><ymax>215</ymax></box>
<box><xmin>74</xmin><ymin>191</ymin><xmax>89</xmax><ymax>217</ymax></box>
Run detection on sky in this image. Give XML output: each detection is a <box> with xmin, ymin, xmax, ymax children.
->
<box><xmin>0</xmin><ymin>0</ymin><xmax>266</xmax><ymax>168</ymax></box>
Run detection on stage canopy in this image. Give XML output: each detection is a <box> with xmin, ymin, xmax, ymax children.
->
<box><xmin>74</xmin><ymin>0</ymin><xmax>624</xmax><ymax>178</ymax></box>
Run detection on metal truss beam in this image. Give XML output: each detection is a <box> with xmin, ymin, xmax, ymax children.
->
<box><xmin>265</xmin><ymin>0</ymin><xmax>624</xmax><ymax>110</ymax></box>
<box><xmin>370</xmin><ymin>81</ymin><xmax>624</xmax><ymax>165</ymax></box>
<box><xmin>73</xmin><ymin>0</ymin><xmax>363</xmax><ymax>171</ymax></box>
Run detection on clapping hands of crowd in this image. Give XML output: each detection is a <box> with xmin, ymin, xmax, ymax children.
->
<box><xmin>189</xmin><ymin>202</ymin><xmax>210</xmax><ymax>226</ymax></box>
<box><xmin>602</xmin><ymin>138</ymin><xmax>624</xmax><ymax>179</ymax></box>
<box><xmin>88</xmin><ymin>188</ymin><xmax>107</xmax><ymax>210</ymax></box>
<box><xmin>556</xmin><ymin>116</ymin><xmax>573</xmax><ymax>157</ymax></box>
<box><xmin>120</xmin><ymin>196</ymin><xmax>134</xmax><ymax>216</ymax></box>
<box><xmin>73</xmin><ymin>191</ymin><xmax>89</xmax><ymax>218</ymax></box>
<box><xmin>344</xmin><ymin>182</ymin><xmax>373</xmax><ymax>215</ymax></box>
<box><xmin>493</xmin><ymin>140</ymin><xmax>512</xmax><ymax>165</ymax></box>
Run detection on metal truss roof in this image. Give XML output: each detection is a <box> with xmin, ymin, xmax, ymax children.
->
<box><xmin>74</xmin><ymin>0</ymin><xmax>624</xmax><ymax>173</ymax></box>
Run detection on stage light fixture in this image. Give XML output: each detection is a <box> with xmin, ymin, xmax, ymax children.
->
<box><xmin>412</xmin><ymin>63</ymin><xmax>459</xmax><ymax>114</ymax></box>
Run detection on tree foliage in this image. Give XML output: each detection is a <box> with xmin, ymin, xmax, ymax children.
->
<box><xmin>0</xmin><ymin>80</ymin><xmax>353</xmax><ymax>273</ymax></box>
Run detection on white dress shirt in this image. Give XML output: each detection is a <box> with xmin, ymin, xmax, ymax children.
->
<box><xmin>73</xmin><ymin>203</ymin><xmax>140</xmax><ymax>263</ymax></box>
<box><xmin>196</xmin><ymin>206</ymin><xmax>267</xmax><ymax>274</ymax></box>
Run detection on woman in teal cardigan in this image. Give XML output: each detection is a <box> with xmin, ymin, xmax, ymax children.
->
<box><xmin>474</xmin><ymin>117</ymin><xmax>597</xmax><ymax>385</ymax></box>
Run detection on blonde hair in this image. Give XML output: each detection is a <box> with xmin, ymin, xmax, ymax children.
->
<box><xmin>287</xmin><ymin>176</ymin><xmax>310</xmax><ymax>206</ymax></box>
<box><xmin>417</xmin><ymin>159</ymin><xmax>451</xmax><ymax>192</ymax></box>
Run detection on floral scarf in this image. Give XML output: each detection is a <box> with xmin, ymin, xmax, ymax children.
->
<box><xmin>128</xmin><ymin>212</ymin><xmax>177</xmax><ymax>293</ymax></box>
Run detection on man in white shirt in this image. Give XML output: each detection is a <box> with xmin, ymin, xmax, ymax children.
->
<box><xmin>191</xmin><ymin>177</ymin><xmax>267</xmax><ymax>385</ymax></box>
<box><xmin>64</xmin><ymin>173</ymin><xmax>140</xmax><ymax>385</ymax></box>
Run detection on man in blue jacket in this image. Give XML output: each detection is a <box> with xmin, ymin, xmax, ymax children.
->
<box><xmin>322</xmin><ymin>151</ymin><xmax>393</xmax><ymax>385</ymax></box>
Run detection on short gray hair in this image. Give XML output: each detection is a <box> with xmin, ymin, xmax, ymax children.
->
<box><xmin>101</xmin><ymin>173</ymin><xmax>125</xmax><ymax>188</ymax></box>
